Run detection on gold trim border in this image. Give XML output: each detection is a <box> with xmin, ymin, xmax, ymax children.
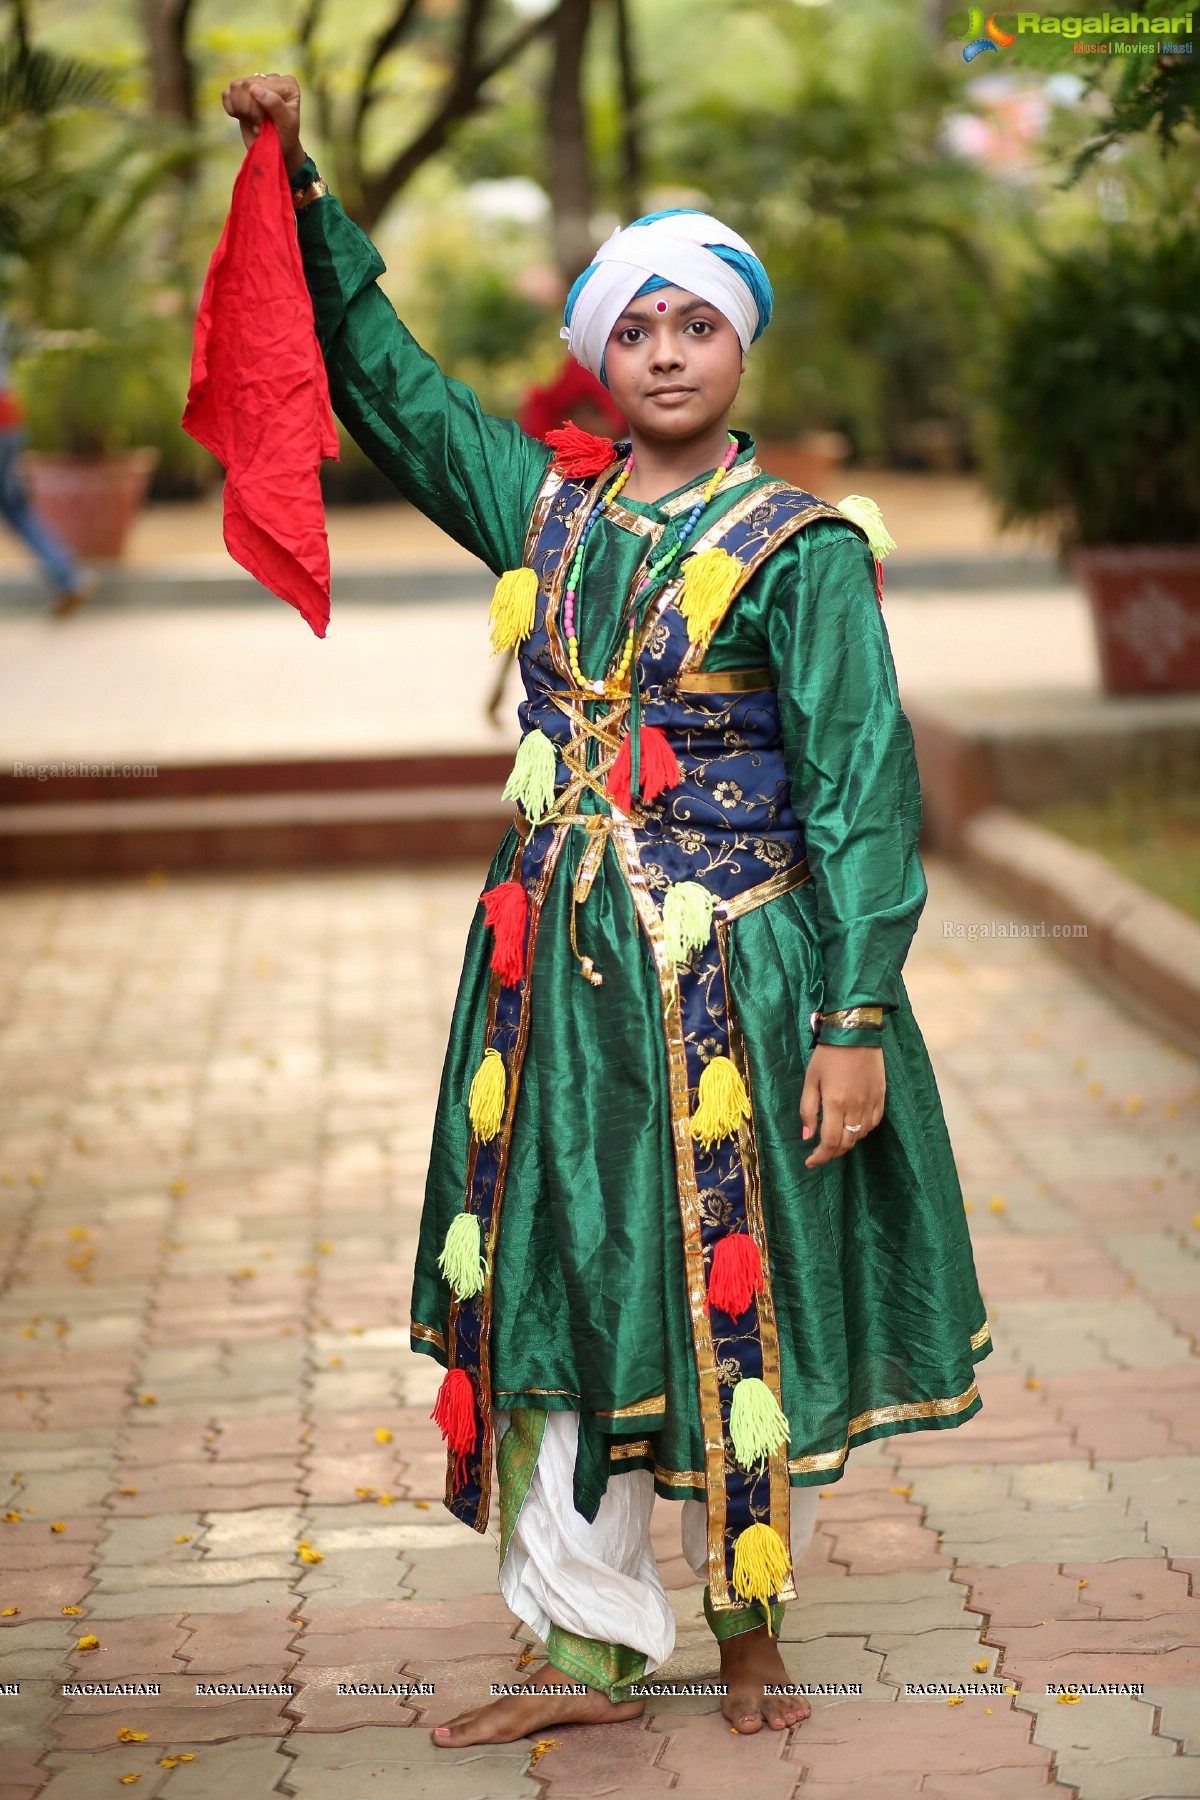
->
<box><xmin>608</xmin><ymin>1364</ymin><xmax>987</xmax><ymax>1487</ymax></box>
<box><xmin>676</xmin><ymin>666</ymin><xmax>772</xmax><ymax>694</ymax></box>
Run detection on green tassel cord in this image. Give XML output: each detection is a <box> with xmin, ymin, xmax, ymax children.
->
<box><xmin>728</xmin><ymin>1376</ymin><xmax>790</xmax><ymax>1475</ymax></box>
<box><xmin>662</xmin><ymin>880</ymin><xmax>714</xmax><ymax>963</ymax></box>
<box><xmin>502</xmin><ymin>727</ymin><xmax>557</xmax><ymax>825</ymax></box>
<box><xmin>437</xmin><ymin>1211</ymin><xmax>487</xmax><ymax>1300</ymax></box>
<box><xmin>835</xmin><ymin>494</ymin><xmax>897</xmax><ymax>561</ymax></box>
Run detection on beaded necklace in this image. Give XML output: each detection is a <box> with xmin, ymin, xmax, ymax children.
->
<box><xmin>563</xmin><ymin>431</ymin><xmax>741</xmax><ymax>699</ymax></box>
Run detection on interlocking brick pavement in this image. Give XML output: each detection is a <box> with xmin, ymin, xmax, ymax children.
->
<box><xmin>0</xmin><ymin>857</ymin><xmax>1197</xmax><ymax>1797</ymax></box>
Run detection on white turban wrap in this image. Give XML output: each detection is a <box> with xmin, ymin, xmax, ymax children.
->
<box><xmin>560</xmin><ymin>213</ymin><xmax>767</xmax><ymax>380</ymax></box>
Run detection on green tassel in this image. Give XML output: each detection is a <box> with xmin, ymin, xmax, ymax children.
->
<box><xmin>502</xmin><ymin>727</ymin><xmax>557</xmax><ymax>825</ymax></box>
<box><xmin>437</xmin><ymin>1211</ymin><xmax>487</xmax><ymax>1300</ymax></box>
<box><xmin>729</xmin><ymin>1376</ymin><xmax>790</xmax><ymax>1476</ymax></box>
<box><xmin>662</xmin><ymin>880</ymin><xmax>714</xmax><ymax>963</ymax></box>
<box><xmin>836</xmin><ymin>493</ymin><xmax>897</xmax><ymax>561</ymax></box>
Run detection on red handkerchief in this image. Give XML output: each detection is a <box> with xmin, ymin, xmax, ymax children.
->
<box><xmin>183</xmin><ymin>118</ymin><xmax>338</xmax><ymax>637</ymax></box>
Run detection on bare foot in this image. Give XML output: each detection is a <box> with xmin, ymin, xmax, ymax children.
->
<box><xmin>720</xmin><ymin>1625</ymin><xmax>811</xmax><ymax>1734</ymax></box>
<box><xmin>430</xmin><ymin>1661</ymin><xmax>644</xmax><ymax>1747</ymax></box>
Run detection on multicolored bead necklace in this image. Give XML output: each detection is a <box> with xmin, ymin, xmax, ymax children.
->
<box><xmin>563</xmin><ymin>431</ymin><xmax>741</xmax><ymax>698</ymax></box>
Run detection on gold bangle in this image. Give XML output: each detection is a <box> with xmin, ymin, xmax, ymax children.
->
<box><xmin>292</xmin><ymin>177</ymin><xmax>329</xmax><ymax>212</ymax></box>
<box><xmin>815</xmin><ymin>1005</ymin><xmax>884</xmax><ymax>1030</ymax></box>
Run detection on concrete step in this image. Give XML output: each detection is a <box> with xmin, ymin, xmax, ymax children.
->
<box><xmin>0</xmin><ymin>754</ymin><xmax>515</xmax><ymax>880</ymax></box>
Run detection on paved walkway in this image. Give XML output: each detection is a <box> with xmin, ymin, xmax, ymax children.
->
<box><xmin>0</xmin><ymin>856</ymin><xmax>1197</xmax><ymax>1796</ymax></box>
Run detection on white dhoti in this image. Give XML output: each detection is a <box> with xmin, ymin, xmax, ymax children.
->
<box><xmin>494</xmin><ymin>1408</ymin><xmax>819</xmax><ymax>1691</ymax></box>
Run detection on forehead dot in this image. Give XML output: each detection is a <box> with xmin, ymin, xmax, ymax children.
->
<box><xmin>655</xmin><ymin>299</ymin><xmax>668</xmax><ymax>313</ymax></box>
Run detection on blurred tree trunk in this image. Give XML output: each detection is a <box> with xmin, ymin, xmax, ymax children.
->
<box><xmin>547</xmin><ymin>0</ymin><xmax>593</xmax><ymax>282</ymax></box>
<box><xmin>613</xmin><ymin>0</ymin><xmax>642</xmax><ymax>221</ymax></box>
<box><xmin>142</xmin><ymin>0</ymin><xmax>195</xmax><ymax>125</ymax></box>
<box><xmin>310</xmin><ymin>0</ymin><xmax>561</xmax><ymax>232</ymax></box>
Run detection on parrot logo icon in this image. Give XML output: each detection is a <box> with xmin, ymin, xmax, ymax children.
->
<box><xmin>962</xmin><ymin>8</ymin><xmax>1017</xmax><ymax>58</ymax></box>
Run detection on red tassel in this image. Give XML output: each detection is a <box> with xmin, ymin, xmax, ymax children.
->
<box><xmin>873</xmin><ymin>556</ymin><xmax>885</xmax><ymax>607</ymax></box>
<box><xmin>606</xmin><ymin>725</ymin><xmax>681</xmax><ymax>812</ymax></box>
<box><xmin>480</xmin><ymin>881</ymin><xmax>528</xmax><ymax>986</ymax></box>
<box><xmin>543</xmin><ymin>421</ymin><xmax>617</xmax><ymax>480</ymax></box>
<box><xmin>430</xmin><ymin>1367</ymin><xmax>477</xmax><ymax>1491</ymax></box>
<box><xmin>708</xmin><ymin>1233</ymin><xmax>764</xmax><ymax>1320</ymax></box>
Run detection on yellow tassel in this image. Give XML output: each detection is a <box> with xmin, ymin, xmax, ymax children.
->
<box><xmin>468</xmin><ymin>1047</ymin><xmax>506</xmax><ymax>1142</ymax></box>
<box><xmin>730</xmin><ymin>1522</ymin><xmax>791</xmax><ymax>1634</ymax></box>
<box><xmin>489</xmin><ymin>567</ymin><xmax>538</xmax><ymax>655</ymax></box>
<box><xmin>835</xmin><ymin>494</ymin><xmax>897</xmax><ymax>561</ymax></box>
<box><xmin>689</xmin><ymin>1054</ymin><xmax>751</xmax><ymax>1150</ymax></box>
<box><xmin>678</xmin><ymin>548</ymin><xmax>742</xmax><ymax>650</ymax></box>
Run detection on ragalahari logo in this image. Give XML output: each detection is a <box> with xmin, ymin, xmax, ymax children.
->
<box><xmin>962</xmin><ymin>8</ymin><xmax>1018</xmax><ymax>56</ymax></box>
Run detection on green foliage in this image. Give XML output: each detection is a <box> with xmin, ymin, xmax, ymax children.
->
<box><xmin>0</xmin><ymin>42</ymin><xmax>115</xmax><ymax>255</ymax></box>
<box><xmin>980</xmin><ymin>224</ymin><xmax>1200</xmax><ymax>547</ymax></box>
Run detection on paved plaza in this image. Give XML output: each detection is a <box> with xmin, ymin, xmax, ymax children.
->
<box><xmin>0</xmin><ymin>852</ymin><xmax>1197</xmax><ymax>1798</ymax></box>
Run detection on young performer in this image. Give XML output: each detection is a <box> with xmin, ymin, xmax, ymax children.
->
<box><xmin>224</xmin><ymin>76</ymin><xmax>990</xmax><ymax>1747</ymax></box>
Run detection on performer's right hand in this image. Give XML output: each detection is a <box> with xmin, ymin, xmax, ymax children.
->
<box><xmin>222</xmin><ymin>74</ymin><xmax>305</xmax><ymax>180</ymax></box>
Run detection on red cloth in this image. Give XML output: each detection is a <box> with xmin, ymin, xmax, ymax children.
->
<box><xmin>0</xmin><ymin>389</ymin><xmax>23</xmax><ymax>429</ymax></box>
<box><xmin>182</xmin><ymin>119</ymin><xmax>338</xmax><ymax>637</ymax></box>
<box><xmin>518</xmin><ymin>357</ymin><xmax>625</xmax><ymax>439</ymax></box>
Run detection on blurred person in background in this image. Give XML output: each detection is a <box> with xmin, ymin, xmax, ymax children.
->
<box><xmin>223</xmin><ymin>72</ymin><xmax>989</xmax><ymax>1753</ymax></box>
<box><xmin>0</xmin><ymin>312</ymin><xmax>93</xmax><ymax>617</ymax></box>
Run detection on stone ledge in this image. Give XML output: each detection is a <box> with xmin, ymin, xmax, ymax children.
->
<box><xmin>960</xmin><ymin>805</ymin><xmax>1200</xmax><ymax>1057</ymax></box>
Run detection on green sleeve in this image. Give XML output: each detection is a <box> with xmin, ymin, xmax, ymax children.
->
<box><xmin>766</xmin><ymin>519</ymin><xmax>927</xmax><ymax>1023</ymax></box>
<box><xmin>293</xmin><ymin>162</ymin><xmax>553</xmax><ymax>574</ymax></box>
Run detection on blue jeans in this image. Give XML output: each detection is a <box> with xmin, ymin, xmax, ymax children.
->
<box><xmin>0</xmin><ymin>426</ymin><xmax>81</xmax><ymax>594</ymax></box>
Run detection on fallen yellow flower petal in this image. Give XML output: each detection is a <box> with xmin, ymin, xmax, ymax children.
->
<box><xmin>168</xmin><ymin>1179</ymin><xmax>188</xmax><ymax>1197</ymax></box>
<box><xmin>117</xmin><ymin>1728</ymin><xmax>148</xmax><ymax>1742</ymax></box>
<box><xmin>972</xmin><ymin>1660</ymin><xmax>988</xmax><ymax>1672</ymax></box>
<box><xmin>377</xmin><ymin>1493</ymin><xmax>395</xmax><ymax>1506</ymax></box>
<box><xmin>1086</xmin><ymin>1079</ymin><xmax>1103</xmax><ymax>1097</ymax></box>
<box><xmin>1</xmin><ymin>1606</ymin><xmax>19</xmax><ymax>1616</ymax></box>
<box><xmin>1077</xmin><ymin>1579</ymin><xmax>1088</xmax><ymax>1589</ymax></box>
<box><xmin>174</xmin><ymin>1534</ymin><xmax>194</xmax><ymax>1544</ymax></box>
<box><xmin>963</xmin><ymin>1200</ymin><xmax>974</xmax><ymax>1214</ymax></box>
<box><xmin>297</xmin><ymin>1543</ymin><xmax>324</xmax><ymax>1565</ymax></box>
<box><xmin>988</xmin><ymin>1197</ymin><xmax>1007</xmax><ymax>1214</ymax></box>
<box><xmin>354</xmin><ymin>1486</ymin><xmax>376</xmax><ymax>1500</ymax></box>
<box><xmin>118</xmin><ymin>1487</ymin><xmax>137</xmax><ymax>1497</ymax></box>
<box><xmin>412</xmin><ymin>1500</ymin><xmax>430</xmax><ymax>1510</ymax></box>
<box><xmin>1124</xmin><ymin>1095</ymin><xmax>1142</xmax><ymax>1116</ymax></box>
<box><xmin>1024</xmin><ymin>1378</ymin><xmax>1041</xmax><ymax>1390</ymax></box>
<box><xmin>985</xmin><ymin>1706</ymin><xmax>993</xmax><ymax>1714</ymax></box>
<box><xmin>947</xmin><ymin>1695</ymin><xmax>964</xmax><ymax>1707</ymax></box>
<box><xmin>50</xmin><ymin>1522</ymin><xmax>66</xmax><ymax>1533</ymax></box>
<box><xmin>76</xmin><ymin>1634</ymin><xmax>100</xmax><ymax>1649</ymax></box>
<box><xmin>1004</xmin><ymin>1685</ymin><xmax>1018</xmax><ymax>1696</ymax></box>
<box><xmin>158</xmin><ymin>1759</ymin><xmax>178</xmax><ymax>1770</ymax></box>
<box><xmin>139</xmin><ymin>1395</ymin><xmax>157</xmax><ymax>1407</ymax></box>
<box><xmin>67</xmin><ymin>1226</ymin><xmax>90</xmax><ymax>1241</ymax></box>
<box><xmin>3</xmin><ymin>1512</ymin><xmax>20</xmax><ymax>1524</ymax></box>
<box><xmin>119</xmin><ymin>1777</ymin><xmax>140</xmax><ymax>1787</ymax></box>
<box><xmin>316</xmin><ymin>1241</ymin><xmax>334</xmax><ymax>1255</ymax></box>
<box><xmin>374</xmin><ymin>1427</ymin><xmax>392</xmax><ymax>1445</ymax></box>
<box><xmin>528</xmin><ymin>1739</ymin><xmax>558</xmax><ymax>1767</ymax></box>
<box><xmin>62</xmin><ymin>1605</ymin><xmax>82</xmax><ymax>1615</ymax></box>
<box><xmin>179</xmin><ymin>1754</ymin><xmax>195</xmax><ymax>1762</ymax></box>
<box><xmin>329</xmin><ymin>1356</ymin><xmax>342</xmax><ymax>1367</ymax></box>
<box><xmin>1057</xmin><ymin>1692</ymin><xmax>1081</xmax><ymax>1705</ymax></box>
<box><xmin>887</xmin><ymin>1486</ymin><xmax>912</xmax><ymax>1497</ymax></box>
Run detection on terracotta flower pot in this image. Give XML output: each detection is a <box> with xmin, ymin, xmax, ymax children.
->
<box><xmin>1071</xmin><ymin>545</ymin><xmax>1200</xmax><ymax>694</ymax></box>
<box><xmin>23</xmin><ymin>449</ymin><xmax>159</xmax><ymax>559</ymax></box>
<box><xmin>754</xmin><ymin>432</ymin><xmax>851</xmax><ymax>500</ymax></box>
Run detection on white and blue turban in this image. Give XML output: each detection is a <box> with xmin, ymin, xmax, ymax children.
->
<box><xmin>560</xmin><ymin>208</ymin><xmax>773</xmax><ymax>385</ymax></box>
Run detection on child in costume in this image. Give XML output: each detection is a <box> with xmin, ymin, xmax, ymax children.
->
<box><xmin>225</xmin><ymin>76</ymin><xmax>990</xmax><ymax>1747</ymax></box>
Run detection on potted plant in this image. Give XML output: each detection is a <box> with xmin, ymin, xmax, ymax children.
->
<box><xmin>982</xmin><ymin>224</ymin><xmax>1200</xmax><ymax>694</ymax></box>
<box><xmin>16</xmin><ymin>327</ymin><xmax>170</xmax><ymax>558</ymax></box>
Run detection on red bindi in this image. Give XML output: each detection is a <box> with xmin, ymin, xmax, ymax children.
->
<box><xmin>655</xmin><ymin>299</ymin><xmax>668</xmax><ymax>313</ymax></box>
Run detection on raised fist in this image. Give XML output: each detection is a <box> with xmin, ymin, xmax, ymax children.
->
<box><xmin>221</xmin><ymin>74</ymin><xmax>305</xmax><ymax>179</ymax></box>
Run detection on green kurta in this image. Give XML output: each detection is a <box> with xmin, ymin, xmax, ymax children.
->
<box><xmin>296</xmin><ymin>176</ymin><xmax>989</xmax><ymax>1509</ymax></box>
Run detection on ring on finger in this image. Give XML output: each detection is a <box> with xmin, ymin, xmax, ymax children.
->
<box><xmin>843</xmin><ymin>1122</ymin><xmax>862</xmax><ymax>1134</ymax></box>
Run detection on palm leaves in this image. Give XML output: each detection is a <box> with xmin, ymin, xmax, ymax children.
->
<box><xmin>0</xmin><ymin>43</ymin><xmax>115</xmax><ymax>257</ymax></box>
